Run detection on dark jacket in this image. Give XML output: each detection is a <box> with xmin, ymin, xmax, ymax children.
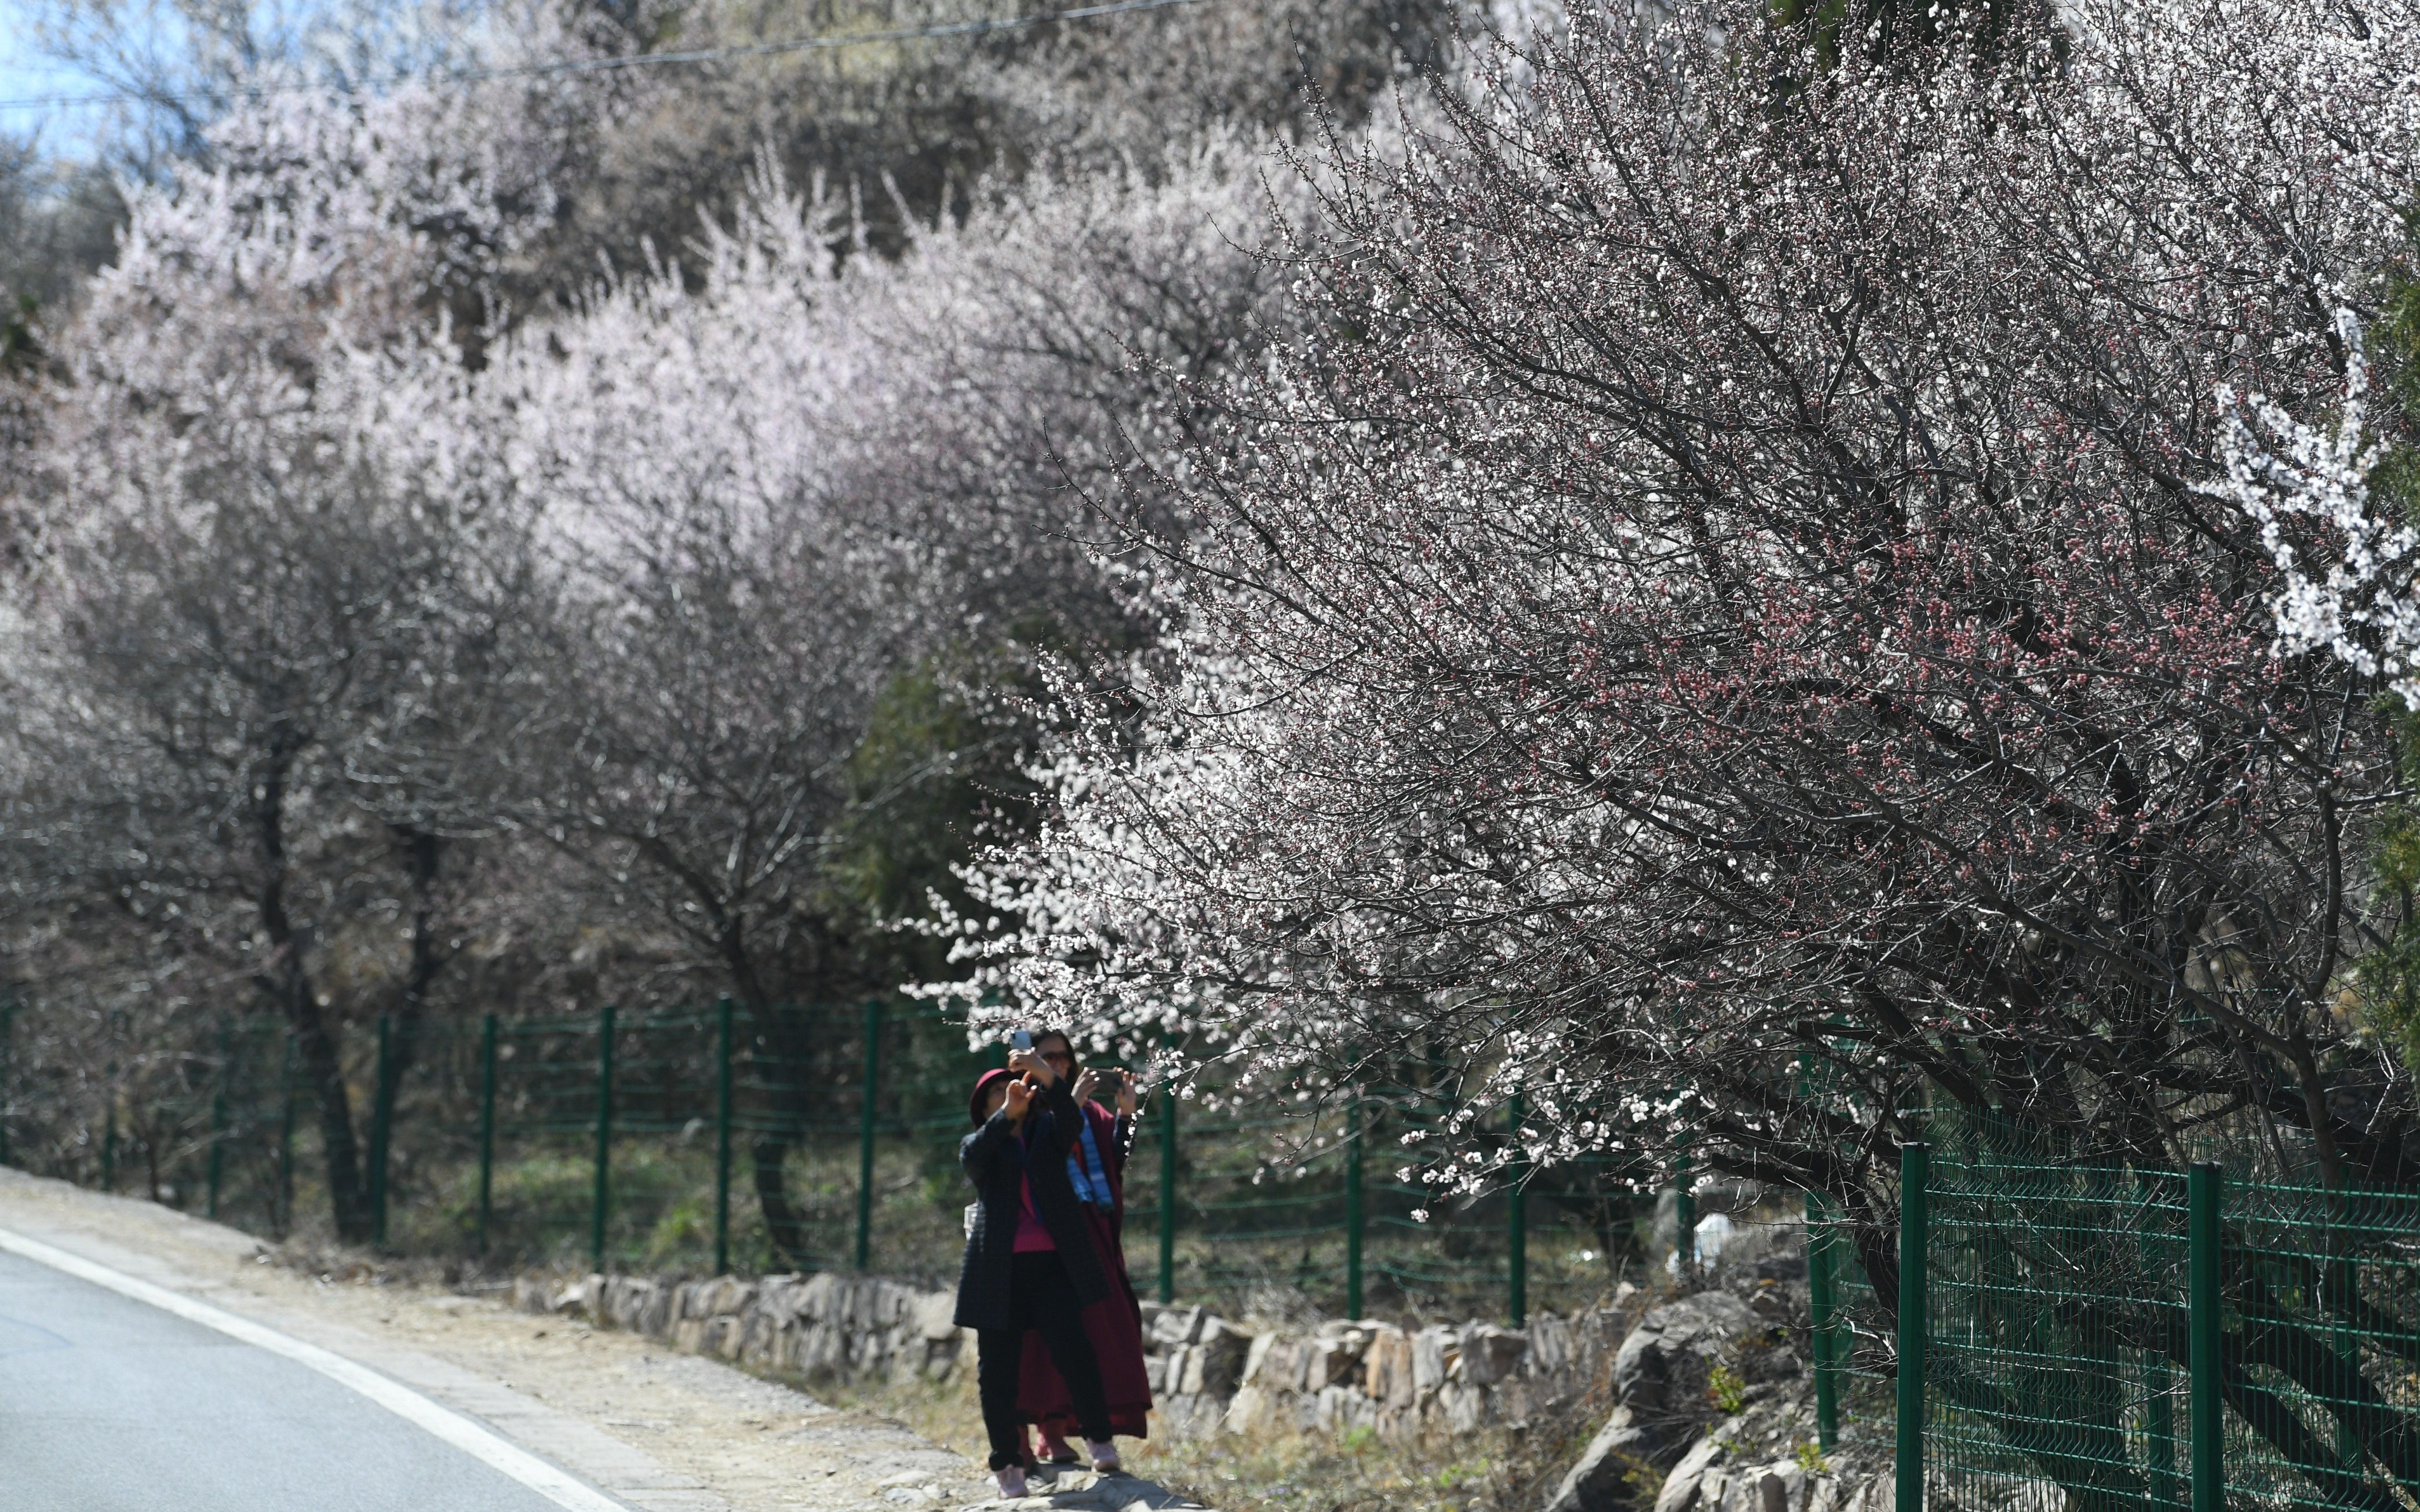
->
<box><xmin>952</xmin><ymin>1075</ymin><xmax>1115</xmax><ymax>1331</ymax></box>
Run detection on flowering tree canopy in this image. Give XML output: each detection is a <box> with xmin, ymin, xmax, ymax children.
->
<box><xmin>944</xmin><ymin>0</ymin><xmax>2420</xmax><ymax>1291</ymax></box>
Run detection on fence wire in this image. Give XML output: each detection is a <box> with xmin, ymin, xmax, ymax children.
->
<box><xmin>1909</xmin><ymin>1126</ymin><xmax>2420</xmax><ymax>1512</ymax></box>
<box><xmin>0</xmin><ymin>1002</ymin><xmax>1648</xmax><ymax>1325</ymax></box>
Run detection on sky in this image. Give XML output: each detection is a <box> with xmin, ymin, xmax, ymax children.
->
<box><xmin>0</xmin><ymin>2</ymin><xmax>121</xmax><ymax>158</ymax></box>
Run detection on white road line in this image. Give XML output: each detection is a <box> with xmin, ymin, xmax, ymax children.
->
<box><xmin>0</xmin><ymin>1225</ymin><xmax>632</xmax><ymax>1512</ymax></box>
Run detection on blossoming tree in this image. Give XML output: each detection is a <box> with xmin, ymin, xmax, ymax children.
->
<box><xmin>947</xmin><ymin>0</ymin><xmax>2420</xmax><ymax>1316</ymax></box>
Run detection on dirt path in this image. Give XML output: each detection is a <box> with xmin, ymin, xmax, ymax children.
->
<box><xmin>0</xmin><ymin>1168</ymin><xmax>1205</xmax><ymax>1512</ymax></box>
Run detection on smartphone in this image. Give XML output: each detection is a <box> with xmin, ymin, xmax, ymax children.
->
<box><xmin>1009</xmin><ymin>1029</ymin><xmax>1033</xmax><ymax>1053</ymax></box>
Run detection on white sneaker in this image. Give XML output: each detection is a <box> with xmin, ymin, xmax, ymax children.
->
<box><xmin>995</xmin><ymin>1464</ymin><xmax>1029</xmax><ymax>1499</ymax></box>
<box><xmin>1087</xmin><ymin>1438</ymin><xmax>1121</xmax><ymax>1474</ymax></box>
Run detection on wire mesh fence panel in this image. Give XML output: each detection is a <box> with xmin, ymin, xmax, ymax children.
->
<box><xmin>482</xmin><ymin>1011</ymin><xmax>613</xmax><ymax>1267</ymax></box>
<box><xmin>205</xmin><ymin>1020</ymin><xmax>302</xmax><ymax>1237</ymax></box>
<box><xmin>598</xmin><ymin>1006</ymin><xmax>722</xmax><ymax>1272</ymax></box>
<box><xmin>1812</xmin><ymin>1191</ymin><xmax>1903</xmax><ymax>1459</ymax></box>
<box><xmin>378</xmin><ymin>1016</ymin><xmax>487</xmax><ymax>1255</ymax></box>
<box><xmin>1909</xmin><ymin>1123</ymin><xmax>2420</xmax><ymax>1512</ymax></box>
<box><xmin>2218</xmin><ymin>1181</ymin><xmax>2420</xmax><ymax>1512</ymax></box>
<box><xmin>1</xmin><ymin>995</ymin><xmax>1646</xmax><ymax>1327</ymax></box>
<box><xmin>730</xmin><ymin>1002</ymin><xmax>879</xmax><ymax>1275</ymax></box>
<box><xmin>1923</xmin><ymin>1144</ymin><xmax>2190</xmax><ymax>1512</ymax></box>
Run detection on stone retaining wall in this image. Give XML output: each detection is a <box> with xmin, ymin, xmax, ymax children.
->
<box><xmin>511</xmin><ymin>1268</ymin><xmax>1634</xmax><ymax>1445</ymax></box>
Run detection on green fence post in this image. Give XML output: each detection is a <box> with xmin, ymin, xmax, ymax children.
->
<box><xmin>1158</xmin><ymin>1073</ymin><xmax>1179</xmax><ymax>1305</ymax></box>
<box><xmin>1507</xmin><ymin>1094</ymin><xmax>1528</xmax><ymax>1328</ymax></box>
<box><xmin>476</xmin><ymin>1014</ymin><xmax>498</xmax><ymax>1254</ymax></box>
<box><xmin>370</xmin><ymin>1014</ymin><xmax>393</xmax><ymax>1247</ymax></box>
<box><xmin>2189</xmin><ymin>1161</ymin><xmax>2224</xmax><ymax>1512</ymax></box>
<box><xmin>714</xmin><ymin>996</ymin><xmax>734</xmax><ymax>1276</ymax></box>
<box><xmin>591</xmin><ymin>1005</ymin><xmax>615</xmax><ymax>1272</ymax></box>
<box><xmin>206</xmin><ymin>1021</ymin><xmax>229</xmax><ymax>1220</ymax></box>
<box><xmin>856</xmin><ymin>999</ymin><xmax>881</xmax><ymax>1272</ymax></box>
<box><xmin>1896</xmin><ymin>1141</ymin><xmax>1930</xmax><ymax>1512</ymax></box>
<box><xmin>1809</xmin><ymin>1189</ymin><xmax>1840</xmax><ymax>1451</ymax></box>
<box><xmin>1345</xmin><ymin>1093</ymin><xmax>1365</xmax><ymax>1321</ymax></box>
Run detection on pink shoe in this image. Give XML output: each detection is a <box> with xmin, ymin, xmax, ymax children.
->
<box><xmin>995</xmin><ymin>1463</ymin><xmax>1029</xmax><ymax>1499</ymax></box>
<box><xmin>1087</xmin><ymin>1438</ymin><xmax>1121</xmax><ymax>1473</ymax></box>
<box><xmin>1038</xmin><ymin>1430</ymin><xmax>1080</xmax><ymax>1466</ymax></box>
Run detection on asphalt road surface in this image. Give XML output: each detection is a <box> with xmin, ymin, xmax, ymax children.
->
<box><xmin>0</xmin><ymin>1247</ymin><xmax>590</xmax><ymax>1512</ymax></box>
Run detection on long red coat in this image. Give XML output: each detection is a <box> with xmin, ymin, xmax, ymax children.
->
<box><xmin>1018</xmin><ymin>1101</ymin><xmax>1153</xmax><ymax>1440</ymax></box>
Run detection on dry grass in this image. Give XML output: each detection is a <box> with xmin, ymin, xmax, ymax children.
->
<box><xmin>814</xmin><ymin>1367</ymin><xmax>1602</xmax><ymax>1512</ymax></box>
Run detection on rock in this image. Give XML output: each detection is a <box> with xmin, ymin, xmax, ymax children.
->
<box><xmin>1302</xmin><ymin>1336</ymin><xmax>1360</xmax><ymax>1393</ymax></box>
<box><xmin>703</xmin><ymin>1275</ymin><xmax>756</xmax><ymax>1315</ymax></box>
<box><xmin>1547</xmin><ymin>1407</ymin><xmax>1660</xmax><ymax>1512</ymax></box>
<box><xmin>914</xmin><ymin>1291</ymin><xmax>960</xmax><ymax>1342</ymax></box>
<box><xmin>1193</xmin><ymin>1317</ymin><xmax>1251</xmax><ymax>1395</ymax></box>
<box><xmin>1411</xmin><ymin>1326</ymin><xmax>1458</xmax><ymax>1396</ymax></box>
<box><xmin>1652</xmin><ymin>1434</ymin><xmax>1730</xmax><ymax>1512</ymax></box>
<box><xmin>1459</xmin><ymin>1323</ymin><xmax>1528</xmax><ymax>1386</ymax></box>
<box><xmin>1550</xmin><ymin>1291</ymin><xmax>1760</xmax><ymax>1512</ymax></box>
<box><xmin>1150</xmin><ymin>1305</ymin><xmax>1206</xmax><ymax>1349</ymax></box>
<box><xmin>552</xmin><ymin>1273</ymin><xmax>603</xmax><ymax>1316</ymax></box>
<box><xmin>1221</xmin><ymin>1383</ymin><xmax>1273</xmax><ymax>1435</ymax></box>
<box><xmin>1239</xmin><ymin>1331</ymin><xmax>1282</xmax><ymax>1387</ymax></box>
<box><xmin>1611</xmin><ymin>1291</ymin><xmax>1756</xmax><ymax>1420</ymax></box>
<box><xmin>1363</xmin><ymin>1325</ymin><xmax>1415</xmax><ymax>1405</ymax></box>
<box><xmin>1529</xmin><ymin>1313</ymin><xmax>1573</xmax><ymax>1376</ymax></box>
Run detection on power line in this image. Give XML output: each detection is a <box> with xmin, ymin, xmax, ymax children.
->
<box><xmin>0</xmin><ymin>0</ymin><xmax>1212</xmax><ymax>113</ymax></box>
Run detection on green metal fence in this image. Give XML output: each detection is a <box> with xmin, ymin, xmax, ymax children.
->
<box><xmin>0</xmin><ymin>1001</ymin><xmax>1641</xmax><ymax>1324</ymax></box>
<box><xmin>1877</xmin><ymin>1129</ymin><xmax>2420</xmax><ymax>1512</ymax></box>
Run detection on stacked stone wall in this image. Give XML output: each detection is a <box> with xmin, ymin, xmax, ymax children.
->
<box><xmin>510</xmin><ymin>1267</ymin><xmax>1630</xmax><ymax>1444</ymax></box>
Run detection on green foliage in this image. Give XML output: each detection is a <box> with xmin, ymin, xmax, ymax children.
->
<box><xmin>826</xmin><ymin>649</ymin><xmax>1030</xmax><ymax>933</ymax></box>
<box><xmin>2355</xmin><ymin>716</ymin><xmax>2420</xmax><ymax>1068</ymax></box>
<box><xmin>643</xmin><ymin>1197</ymin><xmax>712</xmax><ymax>1268</ymax></box>
<box><xmin>1708</xmin><ymin>1361</ymin><xmax>1751</xmax><ymax>1416</ymax></box>
<box><xmin>2349</xmin><ymin>265</ymin><xmax>2420</xmax><ymax>1069</ymax></box>
<box><xmin>1794</xmin><ymin>1440</ymin><xmax>1832</xmax><ymax>1476</ymax></box>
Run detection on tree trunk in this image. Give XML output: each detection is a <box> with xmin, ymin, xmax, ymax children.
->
<box><xmin>251</xmin><ymin>747</ymin><xmax>370</xmax><ymax>1240</ymax></box>
<box><xmin>723</xmin><ymin>927</ymin><xmax>818</xmax><ymax>1270</ymax></box>
<box><xmin>750</xmin><ymin>1134</ymin><xmax>812</xmax><ymax>1268</ymax></box>
<box><xmin>365</xmin><ymin>827</ymin><xmax>449</xmax><ymax>1213</ymax></box>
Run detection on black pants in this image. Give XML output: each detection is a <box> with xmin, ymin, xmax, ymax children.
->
<box><xmin>977</xmin><ymin>1250</ymin><xmax>1111</xmax><ymax>1470</ymax></box>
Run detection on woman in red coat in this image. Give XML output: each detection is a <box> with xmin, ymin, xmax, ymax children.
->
<box><xmin>1019</xmin><ymin>1029</ymin><xmax>1153</xmax><ymax>1466</ymax></box>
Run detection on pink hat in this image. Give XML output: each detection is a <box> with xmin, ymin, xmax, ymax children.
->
<box><xmin>969</xmin><ymin>1068</ymin><xmax>1015</xmax><ymax>1127</ymax></box>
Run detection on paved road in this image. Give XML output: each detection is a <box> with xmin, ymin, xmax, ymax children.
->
<box><xmin>0</xmin><ymin>1248</ymin><xmax>584</xmax><ymax>1512</ymax></box>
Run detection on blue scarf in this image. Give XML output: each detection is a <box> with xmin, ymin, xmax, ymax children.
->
<box><xmin>1066</xmin><ymin>1113</ymin><xmax>1116</xmax><ymax>1211</ymax></box>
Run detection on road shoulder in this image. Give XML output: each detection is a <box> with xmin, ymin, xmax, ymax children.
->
<box><xmin>0</xmin><ymin>1167</ymin><xmax>987</xmax><ymax>1511</ymax></box>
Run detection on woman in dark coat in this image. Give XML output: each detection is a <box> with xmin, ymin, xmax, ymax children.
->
<box><xmin>955</xmin><ymin>1046</ymin><xmax>1120</xmax><ymax>1499</ymax></box>
<box><xmin>1018</xmin><ymin>1031</ymin><xmax>1153</xmax><ymax>1463</ymax></box>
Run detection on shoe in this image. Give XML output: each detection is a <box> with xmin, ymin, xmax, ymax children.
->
<box><xmin>1040</xmin><ymin>1431</ymin><xmax>1081</xmax><ymax>1467</ymax></box>
<box><xmin>1087</xmin><ymin>1438</ymin><xmax>1121</xmax><ymax>1474</ymax></box>
<box><xmin>995</xmin><ymin>1464</ymin><xmax>1029</xmax><ymax>1499</ymax></box>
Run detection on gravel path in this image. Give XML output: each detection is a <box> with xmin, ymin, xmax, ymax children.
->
<box><xmin>0</xmin><ymin>1168</ymin><xmax>1207</xmax><ymax>1512</ymax></box>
